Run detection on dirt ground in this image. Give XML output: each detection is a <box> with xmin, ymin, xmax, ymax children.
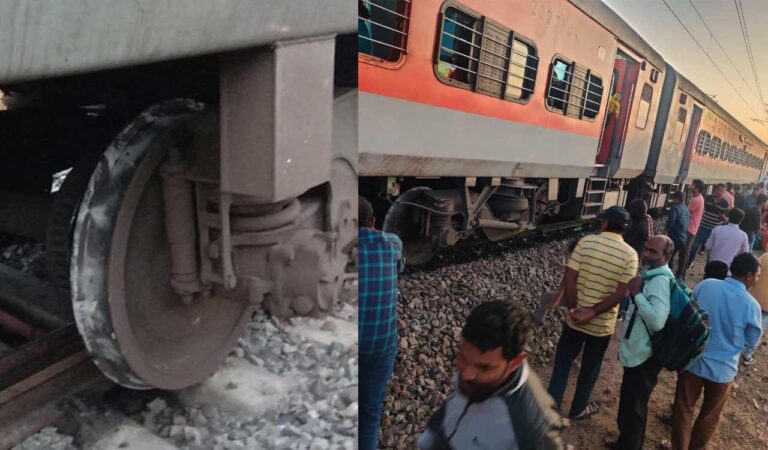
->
<box><xmin>546</xmin><ymin>252</ymin><xmax>768</xmax><ymax>449</ymax></box>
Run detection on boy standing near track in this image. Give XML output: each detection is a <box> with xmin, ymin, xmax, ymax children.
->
<box><xmin>547</xmin><ymin>206</ymin><xmax>638</xmax><ymax>420</ymax></box>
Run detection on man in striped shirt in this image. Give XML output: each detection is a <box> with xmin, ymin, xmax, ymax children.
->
<box><xmin>547</xmin><ymin>206</ymin><xmax>639</xmax><ymax>420</ymax></box>
<box><xmin>687</xmin><ymin>183</ymin><xmax>729</xmax><ymax>271</ymax></box>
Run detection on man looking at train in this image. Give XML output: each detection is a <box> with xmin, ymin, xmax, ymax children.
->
<box><xmin>666</xmin><ymin>191</ymin><xmax>689</xmax><ymax>275</ymax></box>
<box><xmin>687</xmin><ymin>183</ymin><xmax>728</xmax><ymax>273</ymax></box>
<box><xmin>358</xmin><ymin>196</ymin><xmax>405</xmax><ymax>450</ymax></box>
<box><xmin>677</xmin><ymin>180</ymin><xmax>705</xmax><ymax>279</ymax></box>
<box><xmin>609</xmin><ymin>236</ymin><xmax>674</xmax><ymax>450</ymax></box>
<box><xmin>547</xmin><ymin>206</ymin><xmax>638</xmax><ymax>420</ymax></box>
<box><xmin>418</xmin><ymin>301</ymin><xmax>568</xmax><ymax>450</ymax></box>
<box><xmin>705</xmin><ymin>208</ymin><xmax>749</xmax><ymax>268</ymax></box>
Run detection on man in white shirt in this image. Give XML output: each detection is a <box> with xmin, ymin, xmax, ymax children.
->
<box><xmin>706</xmin><ymin>208</ymin><xmax>750</xmax><ymax>267</ymax></box>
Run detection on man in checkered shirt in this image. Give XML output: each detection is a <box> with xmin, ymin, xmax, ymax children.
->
<box><xmin>358</xmin><ymin>196</ymin><xmax>404</xmax><ymax>450</ymax></box>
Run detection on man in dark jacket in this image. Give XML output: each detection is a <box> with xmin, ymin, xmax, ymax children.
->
<box><xmin>741</xmin><ymin>193</ymin><xmax>767</xmax><ymax>249</ymax></box>
<box><xmin>418</xmin><ymin>302</ymin><xmax>567</xmax><ymax>450</ymax></box>
<box><xmin>666</xmin><ymin>191</ymin><xmax>690</xmax><ymax>275</ymax></box>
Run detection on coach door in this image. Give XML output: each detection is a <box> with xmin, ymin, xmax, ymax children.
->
<box><xmin>596</xmin><ymin>51</ymin><xmax>639</xmax><ymax>165</ymax></box>
<box><xmin>677</xmin><ymin>104</ymin><xmax>702</xmax><ymax>183</ymax></box>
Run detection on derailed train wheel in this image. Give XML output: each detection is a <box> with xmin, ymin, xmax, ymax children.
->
<box><xmin>71</xmin><ymin>99</ymin><xmax>252</xmax><ymax>389</ymax></box>
<box><xmin>382</xmin><ymin>187</ymin><xmax>437</xmax><ymax>265</ymax></box>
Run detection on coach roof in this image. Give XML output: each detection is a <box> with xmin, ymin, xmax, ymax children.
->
<box><xmin>568</xmin><ymin>0</ymin><xmax>666</xmax><ymax>71</ymax></box>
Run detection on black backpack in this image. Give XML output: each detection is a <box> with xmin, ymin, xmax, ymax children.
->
<box><xmin>627</xmin><ymin>273</ymin><xmax>711</xmax><ymax>372</ymax></box>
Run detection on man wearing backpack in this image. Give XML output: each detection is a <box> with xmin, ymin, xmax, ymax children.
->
<box><xmin>608</xmin><ymin>236</ymin><xmax>674</xmax><ymax>450</ymax></box>
<box><xmin>671</xmin><ymin>253</ymin><xmax>763</xmax><ymax>450</ymax></box>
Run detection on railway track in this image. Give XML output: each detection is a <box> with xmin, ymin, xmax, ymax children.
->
<box><xmin>0</xmin><ymin>263</ymin><xmax>111</xmax><ymax>450</ymax></box>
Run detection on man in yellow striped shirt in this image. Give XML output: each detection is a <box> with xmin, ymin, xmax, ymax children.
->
<box><xmin>547</xmin><ymin>206</ymin><xmax>639</xmax><ymax>420</ymax></box>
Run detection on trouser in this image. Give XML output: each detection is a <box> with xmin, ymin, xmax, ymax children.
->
<box><xmin>687</xmin><ymin>228</ymin><xmax>713</xmax><ymax>271</ymax></box>
<box><xmin>671</xmin><ymin>371</ymin><xmax>731</xmax><ymax>450</ymax></box>
<box><xmin>359</xmin><ymin>347</ymin><xmax>397</xmax><ymax>450</ymax></box>
<box><xmin>615</xmin><ymin>358</ymin><xmax>663</xmax><ymax>450</ymax></box>
<box><xmin>676</xmin><ymin>233</ymin><xmax>696</xmax><ymax>278</ymax></box>
<box><xmin>547</xmin><ymin>325</ymin><xmax>611</xmax><ymax>417</ymax></box>
<box><xmin>668</xmin><ymin>238</ymin><xmax>686</xmax><ymax>274</ymax></box>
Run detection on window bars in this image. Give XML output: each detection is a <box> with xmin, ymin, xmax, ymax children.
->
<box><xmin>359</xmin><ymin>0</ymin><xmax>411</xmax><ymax>62</ymax></box>
<box><xmin>437</xmin><ymin>8</ymin><xmax>538</xmax><ymax>102</ymax></box>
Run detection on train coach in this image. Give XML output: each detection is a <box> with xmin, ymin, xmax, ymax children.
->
<box><xmin>358</xmin><ymin>0</ymin><xmax>768</xmax><ymax>264</ymax></box>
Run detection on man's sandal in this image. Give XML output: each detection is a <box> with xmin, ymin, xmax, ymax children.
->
<box><xmin>571</xmin><ymin>401</ymin><xmax>601</xmax><ymax>420</ymax></box>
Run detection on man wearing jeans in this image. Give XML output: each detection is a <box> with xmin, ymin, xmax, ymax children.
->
<box><xmin>671</xmin><ymin>253</ymin><xmax>763</xmax><ymax>450</ymax></box>
<box><xmin>359</xmin><ymin>196</ymin><xmax>404</xmax><ymax>450</ymax></box>
<box><xmin>666</xmin><ymin>191</ymin><xmax>689</xmax><ymax>275</ymax></box>
<box><xmin>547</xmin><ymin>206</ymin><xmax>638</xmax><ymax>420</ymax></box>
<box><xmin>677</xmin><ymin>180</ymin><xmax>705</xmax><ymax>279</ymax></box>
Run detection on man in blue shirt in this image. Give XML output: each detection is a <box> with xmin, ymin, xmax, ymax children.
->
<box><xmin>666</xmin><ymin>192</ymin><xmax>689</xmax><ymax>276</ymax></box>
<box><xmin>671</xmin><ymin>253</ymin><xmax>763</xmax><ymax>450</ymax></box>
<box><xmin>359</xmin><ymin>196</ymin><xmax>405</xmax><ymax>450</ymax></box>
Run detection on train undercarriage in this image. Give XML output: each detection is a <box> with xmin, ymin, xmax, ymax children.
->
<box><xmin>361</xmin><ymin>174</ymin><xmax>672</xmax><ymax>264</ymax></box>
<box><xmin>0</xmin><ymin>35</ymin><xmax>357</xmax><ymax>390</ymax></box>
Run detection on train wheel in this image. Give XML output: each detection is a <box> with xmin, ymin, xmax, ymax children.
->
<box><xmin>71</xmin><ymin>99</ymin><xmax>252</xmax><ymax>389</ymax></box>
<box><xmin>46</xmin><ymin>157</ymin><xmax>100</xmax><ymax>292</ymax></box>
<box><xmin>382</xmin><ymin>187</ymin><xmax>437</xmax><ymax>265</ymax></box>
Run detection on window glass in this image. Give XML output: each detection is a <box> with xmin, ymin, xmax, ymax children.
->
<box><xmin>635</xmin><ymin>84</ymin><xmax>653</xmax><ymax>129</ymax></box>
<box><xmin>505</xmin><ymin>39</ymin><xmax>537</xmax><ymax>101</ymax></box>
<box><xmin>358</xmin><ymin>0</ymin><xmax>411</xmax><ymax>62</ymax></box>
<box><xmin>672</xmin><ymin>107</ymin><xmax>687</xmax><ymax>144</ymax></box>
<box><xmin>547</xmin><ymin>58</ymin><xmax>571</xmax><ymax>112</ymax></box>
<box><xmin>437</xmin><ymin>7</ymin><xmax>480</xmax><ymax>86</ymax></box>
<box><xmin>583</xmin><ymin>75</ymin><xmax>603</xmax><ymax>119</ymax></box>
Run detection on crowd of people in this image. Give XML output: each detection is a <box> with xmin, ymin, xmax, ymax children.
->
<box><xmin>358</xmin><ymin>179</ymin><xmax>768</xmax><ymax>450</ymax></box>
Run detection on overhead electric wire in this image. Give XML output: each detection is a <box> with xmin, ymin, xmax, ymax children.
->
<box><xmin>686</xmin><ymin>0</ymin><xmax>761</xmax><ymax>102</ymax></box>
<box><xmin>660</xmin><ymin>0</ymin><xmax>763</xmax><ymax>120</ymax></box>
<box><xmin>733</xmin><ymin>0</ymin><xmax>765</xmax><ymax>118</ymax></box>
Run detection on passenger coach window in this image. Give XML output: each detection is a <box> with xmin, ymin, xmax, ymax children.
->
<box><xmin>696</xmin><ymin>131</ymin><xmax>712</xmax><ymax>156</ymax></box>
<box><xmin>437</xmin><ymin>7</ymin><xmax>480</xmax><ymax>87</ymax></box>
<box><xmin>672</xmin><ymin>107</ymin><xmax>687</xmax><ymax>144</ymax></box>
<box><xmin>436</xmin><ymin>5</ymin><xmax>539</xmax><ymax>102</ymax></box>
<box><xmin>636</xmin><ymin>84</ymin><xmax>653</xmax><ymax>129</ymax></box>
<box><xmin>358</xmin><ymin>0</ymin><xmax>412</xmax><ymax>62</ymax></box>
<box><xmin>546</xmin><ymin>57</ymin><xmax>602</xmax><ymax>120</ymax></box>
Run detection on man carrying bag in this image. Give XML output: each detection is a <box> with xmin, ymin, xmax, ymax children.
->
<box><xmin>607</xmin><ymin>236</ymin><xmax>674</xmax><ymax>450</ymax></box>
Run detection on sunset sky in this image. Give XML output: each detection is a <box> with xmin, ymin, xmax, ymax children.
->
<box><xmin>602</xmin><ymin>0</ymin><xmax>768</xmax><ymax>142</ymax></box>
